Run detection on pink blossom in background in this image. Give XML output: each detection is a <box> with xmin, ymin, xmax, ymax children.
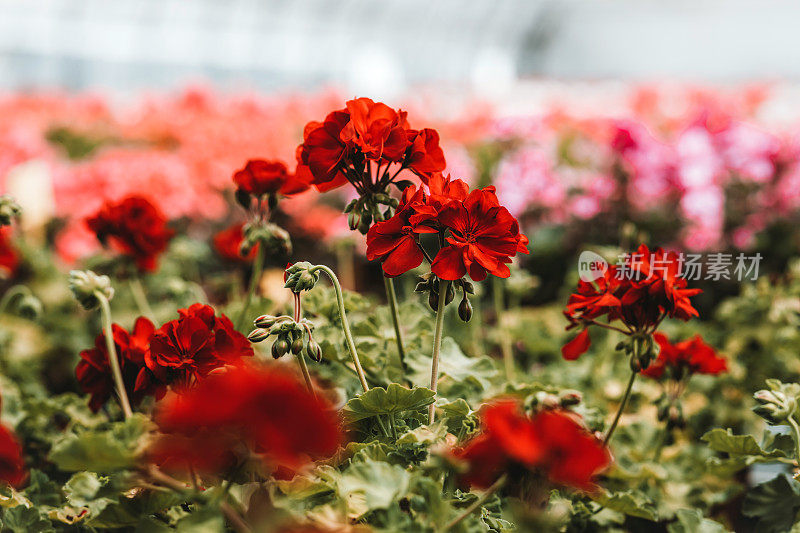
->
<box><xmin>495</xmin><ymin>146</ymin><xmax>563</xmax><ymax>219</ymax></box>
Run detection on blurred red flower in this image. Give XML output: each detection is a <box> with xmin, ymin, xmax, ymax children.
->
<box><xmin>151</xmin><ymin>364</ymin><xmax>342</xmax><ymax>475</ymax></box>
<box><xmin>0</xmin><ymin>227</ymin><xmax>19</xmax><ymax>279</ymax></box>
<box><xmin>232</xmin><ymin>159</ymin><xmax>311</xmax><ymax>199</ymax></box>
<box><xmin>146</xmin><ymin>304</ymin><xmax>253</xmax><ymax>388</ymax></box>
<box><xmin>454</xmin><ymin>400</ymin><xmax>609</xmax><ymax>492</ymax></box>
<box><xmin>0</xmin><ymin>425</ymin><xmax>26</xmax><ymax>487</ymax></box>
<box><xmin>85</xmin><ymin>196</ymin><xmax>174</xmax><ymax>272</ymax></box>
<box><xmin>213</xmin><ymin>223</ymin><xmax>256</xmax><ymax>263</ymax></box>
<box><xmin>642</xmin><ymin>333</ymin><xmax>727</xmax><ymax>379</ymax></box>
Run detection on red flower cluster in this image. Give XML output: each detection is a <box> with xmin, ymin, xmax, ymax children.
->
<box><xmin>0</xmin><ymin>227</ymin><xmax>19</xmax><ymax>279</ymax></box>
<box><xmin>454</xmin><ymin>400</ymin><xmax>610</xmax><ymax>491</ymax></box>
<box><xmin>297</xmin><ymin>97</ymin><xmax>446</xmax><ymax>192</ymax></box>
<box><xmin>232</xmin><ymin>159</ymin><xmax>312</xmax><ymax>199</ymax></box>
<box><xmin>86</xmin><ymin>196</ymin><xmax>174</xmax><ymax>272</ymax></box>
<box><xmin>76</xmin><ymin>317</ymin><xmax>161</xmax><ymax>412</ymax></box>
<box><xmin>147</xmin><ymin>303</ymin><xmax>253</xmax><ymax>388</ymax></box>
<box><xmin>213</xmin><ymin>223</ymin><xmax>256</xmax><ymax>263</ymax></box>
<box><xmin>366</xmin><ymin>173</ymin><xmax>529</xmax><ymax>281</ymax></box>
<box><xmin>150</xmin><ymin>364</ymin><xmax>341</xmax><ymax>475</ymax></box>
<box><xmin>562</xmin><ymin>244</ymin><xmax>701</xmax><ymax>360</ymax></box>
<box><xmin>642</xmin><ymin>333</ymin><xmax>728</xmax><ymax>379</ymax></box>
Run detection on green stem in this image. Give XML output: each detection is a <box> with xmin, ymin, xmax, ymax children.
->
<box><xmin>0</xmin><ymin>285</ymin><xmax>31</xmax><ymax>315</ymax></box>
<box><xmin>788</xmin><ymin>416</ymin><xmax>800</xmax><ymax>464</ymax></box>
<box><xmin>442</xmin><ymin>474</ymin><xmax>507</xmax><ymax>532</ymax></box>
<box><xmin>429</xmin><ymin>280</ymin><xmax>449</xmax><ymax>424</ymax></box>
<box><xmin>604</xmin><ymin>369</ymin><xmax>637</xmax><ymax>446</ymax></box>
<box><xmin>95</xmin><ymin>292</ymin><xmax>133</xmax><ymax>419</ymax></box>
<box><xmin>293</xmin><ymin>292</ymin><xmax>316</xmax><ymax>398</ymax></box>
<box><xmin>388</xmin><ymin>413</ymin><xmax>399</xmax><ymax>441</ymax></box>
<box><xmin>129</xmin><ymin>276</ymin><xmax>156</xmax><ymax>322</ymax></box>
<box><xmin>383</xmin><ymin>276</ymin><xmax>409</xmax><ymax>382</ymax></box>
<box><xmin>493</xmin><ymin>277</ymin><xmax>514</xmax><ymax>382</ymax></box>
<box><xmin>235</xmin><ymin>244</ymin><xmax>265</xmax><ymax>331</ymax></box>
<box><xmin>309</xmin><ymin>265</ymin><xmax>369</xmax><ymax>393</ymax></box>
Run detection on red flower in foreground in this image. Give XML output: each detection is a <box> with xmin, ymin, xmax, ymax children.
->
<box><xmin>454</xmin><ymin>400</ymin><xmax>610</xmax><ymax>492</ymax></box>
<box><xmin>146</xmin><ymin>304</ymin><xmax>253</xmax><ymax>387</ymax></box>
<box><xmin>213</xmin><ymin>223</ymin><xmax>256</xmax><ymax>262</ymax></box>
<box><xmin>0</xmin><ymin>227</ymin><xmax>19</xmax><ymax>279</ymax></box>
<box><xmin>86</xmin><ymin>196</ymin><xmax>174</xmax><ymax>272</ymax></box>
<box><xmin>151</xmin><ymin>365</ymin><xmax>342</xmax><ymax>475</ymax></box>
<box><xmin>365</xmin><ymin>186</ymin><xmax>429</xmax><ymax>277</ymax></box>
<box><xmin>642</xmin><ymin>333</ymin><xmax>727</xmax><ymax>379</ymax></box>
<box><xmin>432</xmin><ymin>188</ymin><xmax>529</xmax><ymax>281</ymax></box>
<box><xmin>561</xmin><ymin>244</ymin><xmax>701</xmax><ymax>360</ymax></box>
<box><xmin>76</xmin><ymin>317</ymin><xmax>160</xmax><ymax>412</ymax></box>
<box><xmin>232</xmin><ymin>159</ymin><xmax>311</xmax><ymax>199</ymax></box>
<box><xmin>0</xmin><ymin>425</ymin><xmax>26</xmax><ymax>487</ymax></box>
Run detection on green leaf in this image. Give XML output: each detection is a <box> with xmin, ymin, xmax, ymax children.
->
<box><xmin>63</xmin><ymin>472</ymin><xmax>120</xmax><ymax>520</ymax></box>
<box><xmin>2</xmin><ymin>505</ymin><xmax>55</xmax><ymax>533</ymax></box>
<box><xmin>667</xmin><ymin>509</ymin><xmax>729</xmax><ymax>533</ymax></box>
<box><xmin>701</xmin><ymin>428</ymin><xmax>787</xmax><ymax>458</ymax></box>
<box><xmin>48</xmin><ymin>413</ymin><xmax>153</xmax><ymax>473</ymax></box>
<box><xmin>743</xmin><ymin>474</ymin><xmax>800</xmax><ymax>533</ymax></box>
<box><xmin>594</xmin><ymin>490</ymin><xmax>658</xmax><ymax>521</ymax></box>
<box><xmin>343</xmin><ymin>384</ymin><xmax>435</xmax><ymax>422</ymax></box>
<box><xmin>337</xmin><ymin>459</ymin><xmax>411</xmax><ymax>517</ymax></box>
<box><xmin>175</xmin><ymin>508</ymin><xmax>225</xmax><ymax>533</ymax></box>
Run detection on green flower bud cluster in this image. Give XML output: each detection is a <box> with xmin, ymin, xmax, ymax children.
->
<box><xmin>0</xmin><ymin>195</ymin><xmax>21</xmax><ymax>226</ymax></box>
<box><xmin>344</xmin><ymin>191</ymin><xmax>400</xmax><ymax>234</ymax></box>
<box><xmin>248</xmin><ymin>314</ymin><xmax>322</xmax><ymax>362</ymax></box>
<box><xmin>241</xmin><ymin>222</ymin><xmax>292</xmax><ymax>258</ymax></box>
<box><xmin>753</xmin><ymin>380</ymin><xmax>800</xmax><ymax>425</ymax></box>
<box><xmin>616</xmin><ymin>333</ymin><xmax>657</xmax><ymax>373</ymax></box>
<box><xmin>68</xmin><ymin>270</ymin><xmax>114</xmax><ymax>310</ymax></box>
<box><xmin>415</xmin><ymin>273</ymin><xmax>476</xmax><ymax>320</ymax></box>
<box><xmin>530</xmin><ymin>389</ymin><xmax>583</xmax><ymax>411</ymax></box>
<box><xmin>656</xmin><ymin>394</ymin><xmax>686</xmax><ymax>430</ymax></box>
<box><xmin>283</xmin><ymin>262</ymin><xmax>320</xmax><ymax>293</ymax></box>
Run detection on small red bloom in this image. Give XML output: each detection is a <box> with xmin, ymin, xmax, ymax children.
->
<box><xmin>642</xmin><ymin>333</ymin><xmax>727</xmax><ymax>379</ymax></box>
<box><xmin>146</xmin><ymin>304</ymin><xmax>253</xmax><ymax>387</ymax></box>
<box><xmin>76</xmin><ymin>317</ymin><xmax>160</xmax><ymax>412</ymax></box>
<box><xmin>86</xmin><ymin>196</ymin><xmax>174</xmax><ymax>272</ymax></box>
<box><xmin>0</xmin><ymin>425</ymin><xmax>26</xmax><ymax>487</ymax></box>
<box><xmin>365</xmin><ymin>186</ymin><xmax>428</xmax><ymax>277</ymax></box>
<box><xmin>151</xmin><ymin>365</ymin><xmax>342</xmax><ymax>475</ymax></box>
<box><xmin>454</xmin><ymin>400</ymin><xmax>609</xmax><ymax>492</ymax></box>
<box><xmin>232</xmin><ymin>159</ymin><xmax>311</xmax><ymax>198</ymax></box>
<box><xmin>213</xmin><ymin>223</ymin><xmax>256</xmax><ymax>262</ymax></box>
<box><xmin>340</xmin><ymin>97</ymin><xmax>410</xmax><ymax>162</ymax></box>
<box><xmin>299</xmin><ymin>110</ymin><xmax>350</xmax><ymax>190</ymax></box>
<box><xmin>432</xmin><ymin>188</ymin><xmax>529</xmax><ymax>281</ymax></box>
<box><xmin>0</xmin><ymin>227</ymin><xmax>19</xmax><ymax>279</ymax></box>
<box><xmin>406</xmin><ymin>128</ymin><xmax>446</xmax><ymax>179</ymax></box>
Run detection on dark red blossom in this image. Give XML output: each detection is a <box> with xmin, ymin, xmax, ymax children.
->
<box><xmin>0</xmin><ymin>425</ymin><xmax>26</xmax><ymax>487</ymax></box>
<box><xmin>642</xmin><ymin>333</ymin><xmax>727</xmax><ymax>379</ymax></box>
<box><xmin>365</xmin><ymin>186</ymin><xmax>429</xmax><ymax>277</ymax></box>
<box><xmin>406</xmin><ymin>128</ymin><xmax>447</xmax><ymax>178</ymax></box>
<box><xmin>432</xmin><ymin>188</ymin><xmax>529</xmax><ymax>281</ymax></box>
<box><xmin>454</xmin><ymin>400</ymin><xmax>609</xmax><ymax>492</ymax></box>
<box><xmin>232</xmin><ymin>159</ymin><xmax>311</xmax><ymax>198</ymax></box>
<box><xmin>299</xmin><ymin>110</ymin><xmax>350</xmax><ymax>190</ymax></box>
<box><xmin>146</xmin><ymin>304</ymin><xmax>253</xmax><ymax>387</ymax></box>
<box><xmin>151</xmin><ymin>365</ymin><xmax>342</xmax><ymax>475</ymax></box>
<box><xmin>561</xmin><ymin>244</ymin><xmax>701</xmax><ymax>360</ymax></box>
<box><xmin>86</xmin><ymin>196</ymin><xmax>174</xmax><ymax>272</ymax></box>
<box><xmin>76</xmin><ymin>317</ymin><xmax>160</xmax><ymax>412</ymax></box>
<box><xmin>213</xmin><ymin>223</ymin><xmax>256</xmax><ymax>262</ymax></box>
<box><xmin>0</xmin><ymin>227</ymin><xmax>19</xmax><ymax>279</ymax></box>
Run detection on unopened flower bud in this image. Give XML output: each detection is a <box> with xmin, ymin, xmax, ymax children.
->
<box><xmin>306</xmin><ymin>340</ymin><xmax>322</xmax><ymax>362</ymax></box>
<box><xmin>428</xmin><ymin>291</ymin><xmax>439</xmax><ymax>311</ymax></box>
<box><xmin>16</xmin><ymin>294</ymin><xmax>42</xmax><ymax>321</ymax></box>
<box><xmin>347</xmin><ymin>211</ymin><xmax>358</xmax><ymax>230</ymax></box>
<box><xmin>0</xmin><ymin>195</ymin><xmax>21</xmax><ymax>226</ymax></box>
<box><xmin>283</xmin><ymin>261</ymin><xmax>320</xmax><ymax>293</ymax></box>
<box><xmin>254</xmin><ymin>315</ymin><xmax>278</xmax><ymax>328</ymax></box>
<box><xmin>344</xmin><ymin>199</ymin><xmax>358</xmax><ymax>214</ymax></box>
<box><xmin>69</xmin><ymin>270</ymin><xmax>114</xmax><ymax>310</ymax></box>
<box><xmin>247</xmin><ymin>328</ymin><xmax>271</xmax><ymax>343</ymax></box>
<box><xmin>271</xmin><ymin>338</ymin><xmax>289</xmax><ymax>359</ymax></box>
<box><xmin>458</xmin><ymin>296</ymin><xmax>473</xmax><ymax>322</ymax></box>
<box><xmin>559</xmin><ymin>390</ymin><xmax>582</xmax><ymax>407</ymax></box>
<box><xmin>753</xmin><ymin>389</ymin><xmax>796</xmax><ymax>424</ymax></box>
<box><xmin>534</xmin><ymin>391</ymin><xmax>560</xmax><ymax>409</ymax></box>
<box><xmin>291</xmin><ymin>338</ymin><xmax>304</xmax><ymax>355</ymax></box>
<box><xmin>444</xmin><ymin>283</ymin><xmax>455</xmax><ymax>305</ymax></box>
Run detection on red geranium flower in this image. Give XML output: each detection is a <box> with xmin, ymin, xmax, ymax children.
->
<box><xmin>340</xmin><ymin>97</ymin><xmax>410</xmax><ymax>162</ymax></box>
<box><xmin>299</xmin><ymin>110</ymin><xmax>351</xmax><ymax>190</ymax></box>
<box><xmin>0</xmin><ymin>227</ymin><xmax>19</xmax><ymax>279</ymax></box>
<box><xmin>0</xmin><ymin>425</ymin><xmax>26</xmax><ymax>487</ymax></box>
<box><xmin>561</xmin><ymin>245</ymin><xmax>701</xmax><ymax>360</ymax></box>
<box><xmin>213</xmin><ymin>223</ymin><xmax>256</xmax><ymax>263</ymax></box>
<box><xmin>454</xmin><ymin>400</ymin><xmax>610</xmax><ymax>492</ymax></box>
<box><xmin>642</xmin><ymin>333</ymin><xmax>727</xmax><ymax>379</ymax></box>
<box><xmin>405</xmin><ymin>128</ymin><xmax>447</xmax><ymax>178</ymax></box>
<box><xmin>86</xmin><ymin>196</ymin><xmax>174</xmax><ymax>272</ymax></box>
<box><xmin>151</xmin><ymin>364</ymin><xmax>342</xmax><ymax>475</ymax></box>
<box><xmin>232</xmin><ymin>159</ymin><xmax>311</xmax><ymax>198</ymax></box>
<box><xmin>146</xmin><ymin>304</ymin><xmax>253</xmax><ymax>387</ymax></box>
<box><xmin>432</xmin><ymin>188</ymin><xmax>530</xmax><ymax>281</ymax></box>
<box><xmin>76</xmin><ymin>317</ymin><xmax>161</xmax><ymax>412</ymax></box>
<box><xmin>365</xmin><ymin>185</ymin><xmax>429</xmax><ymax>277</ymax></box>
